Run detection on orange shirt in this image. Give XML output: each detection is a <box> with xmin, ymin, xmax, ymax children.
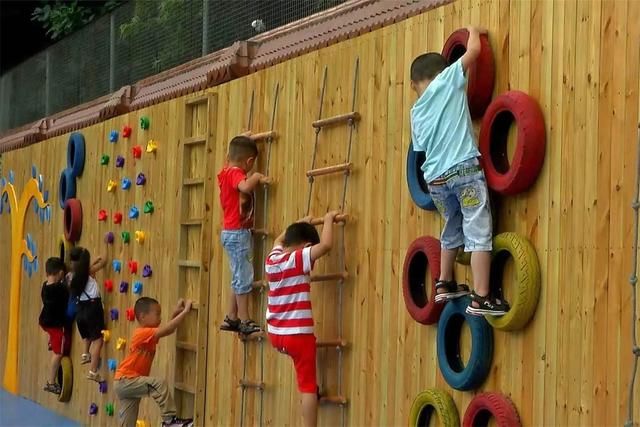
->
<box><xmin>115</xmin><ymin>327</ymin><xmax>159</xmax><ymax>379</ymax></box>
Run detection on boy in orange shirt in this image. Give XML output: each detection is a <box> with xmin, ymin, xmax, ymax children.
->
<box><xmin>114</xmin><ymin>297</ymin><xmax>193</xmax><ymax>427</ymax></box>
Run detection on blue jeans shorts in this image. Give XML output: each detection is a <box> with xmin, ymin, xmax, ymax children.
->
<box><xmin>221</xmin><ymin>229</ymin><xmax>254</xmax><ymax>295</ymax></box>
<box><xmin>427</xmin><ymin>158</ymin><xmax>493</xmax><ymax>252</ymax></box>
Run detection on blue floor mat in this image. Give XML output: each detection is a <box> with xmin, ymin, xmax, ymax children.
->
<box><xmin>0</xmin><ymin>389</ymin><xmax>79</xmax><ymax>427</ymax></box>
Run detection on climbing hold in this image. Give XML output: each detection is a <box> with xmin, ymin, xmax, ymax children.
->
<box><xmin>116</xmin><ymin>337</ymin><xmax>127</xmax><ymax>349</ymax></box>
<box><xmin>105</xmin><ymin>403</ymin><xmax>114</xmax><ymax>416</ymax></box>
<box><xmin>101</xmin><ymin>330</ymin><xmax>111</xmax><ymax>343</ymax></box>
<box><xmin>100</xmin><ymin>155</ymin><xmax>110</xmax><ymax>166</ymax></box>
<box><xmin>105</xmin><ymin>231</ymin><xmax>115</xmax><ymax>244</ymax></box>
<box><xmin>89</xmin><ymin>403</ymin><xmax>98</xmax><ymax>415</ymax></box>
<box><xmin>128</xmin><ymin>260</ymin><xmax>138</xmax><ymax>274</ymax></box>
<box><xmin>109</xmin><ymin>130</ymin><xmax>119</xmax><ymax>143</ymax></box>
<box><xmin>135</xmin><ymin>231</ymin><xmax>145</xmax><ymax>245</ymax></box>
<box><xmin>126</xmin><ymin>308</ymin><xmax>135</xmax><ymax>322</ymax></box>
<box><xmin>143</xmin><ymin>201</ymin><xmax>154</xmax><ymax>214</ymax></box>
<box><xmin>132</xmin><ymin>145</ymin><xmax>142</xmax><ymax>159</ymax></box>
<box><xmin>129</xmin><ymin>206</ymin><xmax>139</xmax><ymax>219</ymax></box>
<box><xmin>146</xmin><ymin>140</ymin><xmax>158</xmax><ymax>153</ymax></box>
<box><xmin>104</xmin><ymin>279</ymin><xmax>114</xmax><ymax>293</ymax></box>
<box><xmin>67</xmin><ymin>133</ymin><xmax>86</xmax><ymax>177</ymax></box>
<box><xmin>136</xmin><ymin>420</ymin><xmax>149</xmax><ymax>427</ymax></box>
<box><xmin>115</xmin><ymin>156</ymin><xmax>125</xmax><ymax>168</ymax></box>
<box><xmin>98</xmin><ymin>209</ymin><xmax>108</xmax><ymax>221</ymax></box>
<box><xmin>110</xmin><ymin>308</ymin><xmax>119</xmax><ymax>321</ymax></box>
<box><xmin>133</xmin><ymin>281</ymin><xmax>143</xmax><ymax>295</ymax></box>
<box><xmin>113</xmin><ymin>212</ymin><xmax>123</xmax><ymax>224</ymax></box>
<box><xmin>122</xmin><ymin>125</ymin><xmax>132</xmax><ymax>138</ymax></box>
<box><xmin>112</xmin><ymin>260</ymin><xmax>122</xmax><ymax>273</ymax></box>
<box><xmin>136</xmin><ymin>173</ymin><xmax>146</xmax><ymax>186</ymax></box>
<box><xmin>122</xmin><ymin>231</ymin><xmax>130</xmax><ymax>244</ymax></box>
<box><xmin>140</xmin><ymin>116</ymin><xmax>150</xmax><ymax>130</ymax></box>
<box><xmin>122</xmin><ymin>178</ymin><xmax>132</xmax><ymax>190</ymax></box>
<box><xmin>107</xmin><ymin>359</ymin><xmax>117</xmax><ymax>371</ymax></box>
<box><xmin>142</xmin><ymin>265</ymin><xmax>152</xmax><ymax>278</ymax></box>
<box><xmin>119</xmin><ymin>281</ymin><xmax>129</xmax><ymax>293</ymax></box>
<box><xmin>107</xmin><ymin>180</ymin><xmax>117</xmax><ymax>192</ymax></box>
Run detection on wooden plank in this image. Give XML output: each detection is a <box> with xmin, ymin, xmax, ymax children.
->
<box><xmin>183</xmin><ymin>135</ymin><xmax>207</xmax><ymax>146</ymax></box>
<box><xmin>306</xmin><ymin>162</ymin><xmax>352</xmax><ymax>178</ymax></box>
<box><xmin>312</xmin><ymin>112</ymin><xmax>360</xmax><ymax>129</ymax></box>
<box><xmin>177</xmin><ymin>341</ymin><xmax>198</xmax><ymax>352</ymax></box>
<box><xmin>177</xmin><ymin>260</ymin><xmax>201</xmax><ymax>268</ymax></box>
<box><xmin>182</xmin><ymin>178</ymin><xmax>205</xmax><ymax>186</ymax></box>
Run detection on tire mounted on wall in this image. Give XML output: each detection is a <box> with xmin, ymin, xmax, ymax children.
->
<box><xmin>402</xmin><ymin>236</ymin><xmax>444</xmax><ymax>324</ymax></box>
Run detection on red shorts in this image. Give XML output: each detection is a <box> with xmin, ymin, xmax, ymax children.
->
<box><xmin>41</xmin><ymin>325</ymin><xmax>72</xmax><ymax>355</ymax></box>
<box><xmin>269</xmin><ymin>333</ymin><xmax>317</xmax><ymax>393</ymax></box>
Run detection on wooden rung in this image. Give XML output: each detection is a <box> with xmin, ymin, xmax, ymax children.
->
<box><xmin>309</xmin><ymin>214</ymin><xmax>349</xmax><ymax>225</ymax></box>
<box><xmin>316</xmin><ymin>339</ymin><xmax>347</xmax><ymax>348</ymax></box>
<box><xmin>319</xmin><ymin>396</ymin><xmax>348</xmax><ymax>405</ymax></box>
<box><xmin>249</xmin><ymin>130</ymin><xmax>277</xmax><ymax>141</ymax></box>
<box><xmin>252</xmin><ymin>280</ymin><xmax>268</xmax><ymax>289</ymax></box>
<box><xmin>306</xmin><ymin>163</ymin><xmax>352</xmax><ymax>178</ymax></box>
<box><xmin>181</xmin><ymin>218</ymin><xmax>204</xmax><ymax>226</ymax></box>
<box><xmin>176</xmin><ymin>341</ymin><xmax>197</xmax><ymax>352</ymax></box>
<box><xmin>185</xmin><ymin>95</ymin><xmax>208</xmax><ymax>106</ymax></box>
<box><xmin>190</xmin><ymin>302</ymin><xmax>200</xmax><ymax>310</ymax></box>
<box><xmin>178</xmin><ymin>260</ymin><xmax>201</xmax><ymax>268</ymax></box>
<box><xmin>183</xmin><ymin>178</ymin><xmax>204</xmax><ymax>186</ymax></box>
<box><xmin>239</xmin><ymin>380</ymin><xmax>265</xmax><ymax>390</ymax></box>
<box><xmin>312</xmin><ymin>112</ymin><xmax>360</xmax><ymax>129</ymax></box>
<box><xmin>310</xmin><ymin>272</ymin><xmax>348</xmax><ymax>282</ymax></box>
<box><xmin>183</xmin><ymin>136</ymin><xmax>206</xmax><ymax>145</ymax></box>
<box><xmin>239</xmin><ymin>331</ymin><xmax>265</xmax><ymax>342</ymax></box>
<box><xmin>252</xmin><ymin>228</ymin><xmax>269</xmax><ymax>236</ymax></box>
<box><xmin>175</xmin><ymin>382</ymin><xmax>196</xmax><ymax>394</ymax></box>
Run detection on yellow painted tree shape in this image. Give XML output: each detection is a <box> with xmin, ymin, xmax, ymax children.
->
<box><xmin>1</xmin><ymin>173</ymin><xmax>48</xmax><ymax>394</ymax></box>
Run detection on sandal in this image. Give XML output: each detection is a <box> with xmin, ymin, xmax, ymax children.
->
<box><xmin>434</xmin><ymin>280</ymin><xmax>470</xmax><ymax>303</ymax></box>
<box><xmin>465</xmin><ymin>291</ymin><xmax>510</xmax><ymax>316</ymax></box>
<box><xmin>80</xmin><ymin>353</ymin><xmax>91</xmax><ymax>365</ymax></box>
<box><xmin>239</xmin><ymin>319</ymin><xmax>262</xmax><ymax>335</ymax></box>
<box><xmin>44</xmin><ymin>382</ymin><xmax>61</xmax><ymax>395</ymax></box>
<box><xmin>220</xmin><ymin>315</ymin><xmax>241</xmax><ymax>332</ymax></box>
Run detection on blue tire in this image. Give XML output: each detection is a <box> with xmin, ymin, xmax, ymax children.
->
<box><xmin>406</xmin><ymin>142</ymin><xmax>437</xmax><ymax>211</ymax></box>
<box><xmin>67</xmin><ymin>133</ymin><xmax>86</xmax><ymax>177</ymax></box>
<box><xmin>437</xmin><ymin>297</ymin><xmax>493</xmax><ymax>391</ymax></box>
<box><xmin>58</xmin><ymin>168</ymin><xmax>76</xmax><ymax>209</ymax></box>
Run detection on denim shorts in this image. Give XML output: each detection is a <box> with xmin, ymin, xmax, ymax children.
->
<box><xmin>427</xmin><ymin>158</ymin><xmax>492</xmax><ymax>252</ymax></box>
<box><xmin>221</xmin><ymin>229</ymin><xmax>254</xmax><ymax>295</ymax></box>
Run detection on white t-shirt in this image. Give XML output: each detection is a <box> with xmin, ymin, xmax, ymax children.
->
<box><xmin>66</xmin><ymin>273</ymin><xmax>100</xmax><ymax>300</ymax></box>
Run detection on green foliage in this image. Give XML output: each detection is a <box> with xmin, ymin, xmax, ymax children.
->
<box><xmin>31</xmin><ymin>0</ymin><xmax>124</xmax><ymax>40</ymax></box>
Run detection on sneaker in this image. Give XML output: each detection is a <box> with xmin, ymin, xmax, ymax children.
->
<box><xmin>80</xmin><ymin>353</ymin><xmax>91</xmax><ymax>365</ymax></box>
<box><xmin>44</xmin><ymin>382</ymin><xmax>61</xmax><ymax>395</ymax></box>
<box><xmin>465</xmin><ymin>292</ymin><xmax>510</xmax><ymax>316</ymax></box>
<box><xmin>238</xmin><ymin>319</ymin><xmax>261</xmax><ymax>335</ymax></box>
<box><xmin>86</xmin><ymin>370</ymin><xmax>102</xmax><ymax>382</ymax></box>
<box><xmin>219</xmin><ymin>315</ymin><xmax>241</xmax><ymax>332</ymax></box>
<box><xmin>434</xmin><ymin>280</ymin><xmax>470</xmax><ymax>303</ymax></box>
<box><xmin>161</xmin><ymin>417</ymin><xmax>194</xmax><ymax>427</ymax></box>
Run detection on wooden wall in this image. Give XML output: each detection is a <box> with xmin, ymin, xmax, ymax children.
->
<box><xmin>1</xmin><ymin>0</ymin><xmax>640</xmax><ymax>425</ymax></box>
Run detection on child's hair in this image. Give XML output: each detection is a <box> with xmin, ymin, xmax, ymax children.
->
<box><xmin>69</xmin><ymin>247</ymin><xmax>91</xmax><ymax>297</ymax></box>
<box><xmin>228</xmin><ymin>136</ymin><xmax>258</xmax><ymax>161</ymax></box>
<box><xmin>411</xmin><ymin>53</ymin><xmax>448</xmax><ymax>82</ymax></box>
<box><xmin>134</xmin><ymin>297</ymin><xmax>160</xmax><ymax>320</ymax></box>
<box><xmin>282</xmin><ymin>222</ymin><xmax>321</xmax><ymax>247</ymax></box>
<box><xmin>45</xmin><ymin>257</ymin><xmax>66</xmax><ymax>276</ymax></box>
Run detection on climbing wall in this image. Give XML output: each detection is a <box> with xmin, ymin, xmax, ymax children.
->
<box><xmin>1</xmin><ymin>0</ymin><xmax>640</xmax><ymax>426</ymax></box>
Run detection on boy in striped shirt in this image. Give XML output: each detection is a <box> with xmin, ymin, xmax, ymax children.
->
<box><xmin>265</xmin><ymin>211</ymin><xmax>340</xmax><ymax>427</ymax></box>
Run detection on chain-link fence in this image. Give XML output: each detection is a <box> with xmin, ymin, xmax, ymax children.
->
<box><xmin>0</xmin><ymin>0</ymin><xmax>345</xmax><ymax>133</ymax></box>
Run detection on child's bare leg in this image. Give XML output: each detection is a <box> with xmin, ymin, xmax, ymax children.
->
<box><xmin>470</xmin><ymin>250</ymin><xmax>491</xmax><ymax>298</ymax></box>
<box><xmin>227</xmin><ymin>291</ymin><xmax>238</xmax><ymax>320</ymax></box>
<box><xmin>49</xmin><ymin>353</ymin><xmax>62</xmax><ymax>384</ymax></box>
<box><xmin>83</xmin><ymin>339</ymin><xmax>90</xmax><ymax>354</ymax></box>
<box><xmin>237</xmin><ymin>293</ymin><xmax>250</xmax><ymax>321</ymax></box>
<box><xmin>301</xmin><ymin>393</ymin><xmax>318</xmax><ymax>427</ymax></box>
<box><xmin>439</xmin><ymin>248</ymin><xmax>458</xmax><ymax>283</ymax></box>
<box><xmin>89</xmin><ymin>338</ymin><xmax>103</xmax><ymax>373</ymax></box>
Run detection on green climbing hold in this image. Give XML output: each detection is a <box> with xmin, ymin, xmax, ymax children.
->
<box><xmin>143</xmin><ymin>201</ymin><xmax>154</xmax><ymax>214</ymax></box>
<box><xmin>121</xmin><ymin>231</ymin><xmax>130</xmax><ymax>244</ymax></box>
<box><xmin>105</xmin><ymin>403</ymin><xmax>114</xmax><ymax>416</ymax></box>
<box><xmin>140</xmin><ymin>116</ymin><xmax>150</xmax><ymax>130</ymax></box>
<box><xmin>100</xmin><ymin>155</ymin><xmax>110</xmax><ymax>165</ymax></box>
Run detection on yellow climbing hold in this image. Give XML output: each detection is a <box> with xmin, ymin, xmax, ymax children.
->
<box><xmin>136</xmin><ymin>420</ymin><xmax>149</xmax><ymax>427</ymax></box>
<box><xmin>146</xmin><ymin>140</ymin><xmax>158</xmax><ymax>153</ymax></box>
<box><xmin>107</xmin><ymin>180</ymin><xmax>117</xmax><ymax>192</ymax></box>
<box><xmin>116</xmin><ymin>337</ymin><xmax>126</xmax><ymax>350</ymax></box>
<box><xmin>135</xmin><ymin>230</ymin><xmax>145</xmax><ymax>244</ymax></box>
<box><xmin>101</xmin><ymin>330</ymin><xmax>111</xmax><ymax>343</ymax></box>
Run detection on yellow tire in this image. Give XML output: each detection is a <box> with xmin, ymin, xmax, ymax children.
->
<box><xmin>486</xmin><ymin>232</ymin><xmax>541</xmax><ymax>331</ymax></box>
<box><xmin>408</xmin><ymin>388</ymin><xmax>459</xmax><ymax>427</ymax></box>
<box><xmin>58</xmin><ymin>235</ymin><xmax>74</xmax><ymax>266</ymax></box>
<box><xmin>57</xmin><ymin>356</ymin><xmax>73</xmax><ymax>402</ymax></box>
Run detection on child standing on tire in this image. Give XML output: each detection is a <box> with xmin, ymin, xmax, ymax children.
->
<box><xmin>217</xmin><ymin>135</ymin><xmax>271</xmax><ymax>335</ymax></box>
<box><xmin>68</xmin><ymin>247</ymin><xmax>107</xmax><ymax>381</ymax></box>
<box><xmin>409</xmin><ymin>26</ymin><xmax>507</xmax><ymax>315</ymax></box>
<box><xmin>40</xmin><ymin>257</ymin><xmax>71</xmax><ymax>395</ymax></box>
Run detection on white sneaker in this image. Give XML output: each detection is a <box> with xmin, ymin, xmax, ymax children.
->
<box><xmin>80</xmin><ymin>353</ymin><xmax>91</xmax><ymax>365</ymax></box>
<box><xmin>87</xmin><ymin>370</ymin><xmax>102</xmax><ymax>382</ymax></box>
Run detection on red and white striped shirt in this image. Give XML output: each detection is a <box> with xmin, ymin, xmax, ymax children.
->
<box><xmin>265</xmin><ymin>245</ymin><xmax>314</xmax><ymax>335</ymax></box>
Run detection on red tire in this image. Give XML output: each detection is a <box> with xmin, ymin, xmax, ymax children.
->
<box><xmin>402</xmin><ymin>236</ymin><xmax>443</xmax><ymax>325</ymax></box>
<box><xmin>463</xmin><ymin>392</ymin><xmax>521</xmax><ymax>427</ymax></box>
<box><xmin>442</xmin><ymin>29</ymin><xmax>495</xmax><ymax>119</ymax></box>
<box><xmin>63</xmin><ymin>199</ymin><xmax>82</xmax><ymax>243</ymax></box>
<box><xmin>479</xmin><ymin>91</ymin><xmax>546</xmax><ymax>195</ymax></box>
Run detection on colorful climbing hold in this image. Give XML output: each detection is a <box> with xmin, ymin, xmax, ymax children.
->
<box><xmin>107</xmin><ymin>359</ymin><xmax>117</xmax><ymax>371</ymax></box>
<box><xmin>119</xmin><ymin>281</ymin><xmax>129</xmax><ymax>293</ymax></box>
<box><xmin>104</xmin><ymin>279</ymin><xmax>114</xmax><ymax>293</ymax></box>
<box><xmin>89</xmin><ymin>403</ymin><xmax>98</xmax><ymax>415</ymax></box>
<box><xmin>112</xmin><ymin>259</ymin><xmax>122</xmax><ymax>273</ymax></box>
<box><xmin>100</xmin><ymin>155</ymin><xmax>110</xmax><ymax>165</ymax></box>
<box><xmin>136</xmin><ymin>420</ymin><xmax>149</xmax><ymax>427</ymax></box>
<box><xmin>122</xmin><ymin>178</ymin><xmax>132</xmax><ymax>190</ymax></box>
<box><xmin>122</xmin><ymin>125</ymin><xmax>132</xmax><ymax>138</ymax></box>
<box><xmin>140</xmin><ymin>116</ymin><xmax>150</xmax><ymax>130</ymax></box>
<box><xmin>132</xmin><ymin>145</ymin><xmax>142</xmax><ymax>159</ymax></box>
<box><xmin>126</xmin><ymin>308</ymin><xmax>135</xmax><ymax>322</ymax></box>
<box><xmin>105</xmin><ymin>403</ymin><xmax>114</xmax><ymax>416</ymax></box>
<box><xmin>101</xmin><ymin>330</ymin><xmax>111</xmax><ymax>343</ymax></box>
<box><xmin>113</xmin><ymin>212</ymin><xmax>123</xmax><ymax>224</ymax></box>
<box><xmin>136</xmin><ymin>173</ymin><xmax>146</xmax><ymax>186</ymax></box>
<box><xmin>116</xmin><ymin>337</ymin><xmax>127</xmax><ymax>350</ymax></box>
<box><xmin>99</xmin><ymin>381</ymin><xmax>108</xmax><ymax>393</ymax></box>
<box><xmin>129</xmin><ymin>206</ymin><xmax>139</xmax><ymax>219</ymax></box>
<box><xmin>98</xmin><ymin>209</ymin><xmax>108</xmax><ymax>221</ymax></box>
<box><xmin>133</xmin><ymin>281</ymin><xmax>143</xmax><ymax>295</ymax></box>
<box><xmin>142</xmin><ymin>265</ymin><xmax>152</xmax><ymax>278</ymax></box>
<box><xmin>143</xmin><ymin>201</ymin><xmax>154</xmax><ymax>214</ymax></box>
<box><xmin>115</xmin><ymin>156</ymin><xmax>125</xmax><ymax>168</ymax></box>
<box><xmin>105</xmin><ymin>231</ymin><xmax>115</xmax><ymax>244</ymax></box>
<box><xmin>146</xmin><ymin>140</ymin><xmax>158</xmax><ymax>154</ymax></box>
<box><xmin>109</xmin><ymin>130</ymin><xmax>119</xmax><ymax>143</ymax></box>
<box><xmin>110</xmin><ymin>308</ymin><xmax>119</xmax><ymax>321</ymax></box>
<box><xmin>107</xmin><ymin>180</ymin><xmax>117</xmax><ymax>192</ymax></box>
<box><xmin>128</xmin><ymin>260</ymin><xmax>138</xmax><ymax>274</ymax></box>
<box><xmin>135</xmin><ymin>230</ymin><xmax>145</xmax><ymax>245</ymax></box>
<box><xmin>122</xmin><ymin>231</ymin><xmax>130</xmax><ymax>244</ymax></box>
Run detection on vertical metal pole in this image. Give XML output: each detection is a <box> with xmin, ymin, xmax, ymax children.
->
<box><xmin>45</xmin><ymin>50</ymin><xmax>51</xmax><ymax>115</ymax></box>
<box><xmin>109</xmin><ymin>13</ymin><xmax>116</xmax><ymax>92</ymax></box>
<box><xmin>202</xmin><ymin>0</ymin><xmax>209</xmax><ymax>56</ymax></box>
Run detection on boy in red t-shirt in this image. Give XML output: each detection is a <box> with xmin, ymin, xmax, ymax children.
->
<box><xmin>217</xmin><ymin>136</ymin><xmax>271</xmax><ymax>335</ymax></box>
